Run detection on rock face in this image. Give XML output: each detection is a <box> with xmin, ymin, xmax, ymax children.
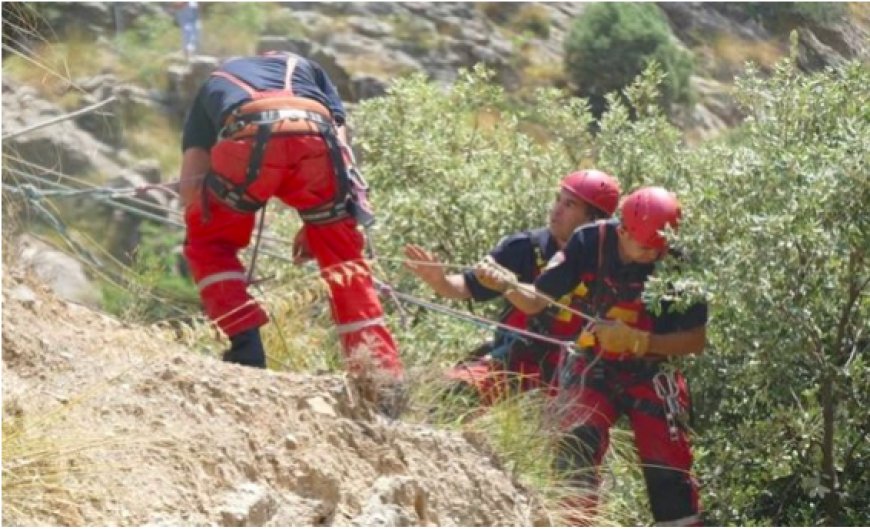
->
<box><xmin>2</xmin><ymin>80</ymin><xmax>123</xmax><ymax>179</ymax></box>
<box><xmin>1</xmin><ymin>275</ymin><xmax>547</xmax><ymax>526</ymax></box>
<box><xmin>12</xmin><ymin>235</ymin><xmax>99</xmax><ymax>307</ymax></box>
<box><xmin>3</xmin><ymin>79</ymin><xmax>175</xmax><ymax>262</ymax></box>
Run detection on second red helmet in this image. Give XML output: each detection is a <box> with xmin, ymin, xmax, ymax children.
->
<box><xmin>620</xmin><ymin>186</ymin><xmax>682</xmax><ymax>250</ymax></box>
<box><xmin>560</xmin><ymin>169</ymin><xmax>621</xmax><ymax>217</ymax></box>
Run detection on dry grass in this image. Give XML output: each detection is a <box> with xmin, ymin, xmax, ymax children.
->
<box><xmin>407</xmin><ymin>361</ymin><xmax>637</xmax><ymax>526</ymax></box>
<box><xmin>713</xmin><ymin>34</ymin><xmax>785</xmax><ymax>71</ymax></box>
<box><xmin>257</xmin><ymin>276</ymin><xmax>342</xmax><ymax>374</ymax></box>
<box><xmin>2</xmin><ymin>414</ymin><xmax>86</xmax><ymax>526</ymax></box>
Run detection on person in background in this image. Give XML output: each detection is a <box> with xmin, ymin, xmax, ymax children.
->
<box><xmin>404</xmin><ymin>170</ymin><xmax>620</xmax><ymax>404</ymax></box>
<box><xmin>475</xmin><ymin>186</ymin><xmax>707</xmax><ymax>526</ymax></box>
<box><xmin>173</xmin><ymin>1</ymin><xmax>200</xmax><ymax>59</ymax></box>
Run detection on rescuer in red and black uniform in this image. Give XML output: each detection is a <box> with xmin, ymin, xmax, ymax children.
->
<box><xmin>404</xmin><ymin>170</ymin><xmax>621</xmax><ymax>403</ymax></box>
<box><xmin>476</xmin><ymin>186</ymin><xmax>708</xmax><ymax>526</ymax></box>
<box><xmin>179</xmin><ymin>51</ymin><xmax>402</xmax><ymax>381</ymax></box>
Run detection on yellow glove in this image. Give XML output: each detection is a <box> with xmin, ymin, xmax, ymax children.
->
<box><xmin>473</xmin><ymin>256</ymin><xmax>518</xmax><ymax>293</ymax></box>
<box><xmin>592</xmin><ymin>320</ymin><xmax>650</xmax><ymax>356</ymax></box>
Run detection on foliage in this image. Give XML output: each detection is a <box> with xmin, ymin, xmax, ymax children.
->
<box><xmin>200</xmin><ymin>3</ymin><xmax>274</xmax><ymax>57</ymax></box>
<box><xmin>389</xmin><ymin>13</ymin><xmax>443</xmax><ymax>55</ymax></box>
<box><xmin>353</xmin><ymin>64</ymin><xmax>595</xmax><ymax>303</ymax></box>
<box><xmin>100</xmin><ymin>222</ymin><xmax>199</xmax><ymax>323</ymax></box>
<box><xmin>564</xmin><ymin>3</ymin><xmax>694</xmax><ymax>115</ymax></box>
<box><xmin>648</xmin><ymin>59</ymin><xmax>869</xmax><ymax>525</ymax></box>
<box><xmin>349</xmin><ymin>59</ymin><xmax>868</xmax><ymax>525</ymax></box>
<box><xmin>113</xmin><ymin>13</ymin><xmax>178</xmax><ymax>86</ymax></box>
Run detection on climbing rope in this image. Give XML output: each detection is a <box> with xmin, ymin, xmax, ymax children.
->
<box><xmin>3</xmin><ymin>168</ymin><xmax>607</xmax><ymax>356</ymax></box>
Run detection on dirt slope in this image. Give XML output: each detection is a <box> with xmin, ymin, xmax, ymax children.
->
<box><xmin>2</xmin><ymin>273</ymin><xmax>547</xmax><ymax>526</ymax></box>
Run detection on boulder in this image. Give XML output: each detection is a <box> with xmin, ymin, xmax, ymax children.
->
<box><xmin>166</xmin><ymin>56</ymin><xmax>220</xmax><ymax>119</ymax></box>
<box><xmin>15</xmin><ymin>235</ymin><xmax>99</xmax><ymax>307</ymax></box>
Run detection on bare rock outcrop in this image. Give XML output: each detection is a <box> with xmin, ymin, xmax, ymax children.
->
<box><xmin>1</xmin><ymin>274</ymin><xmax>547</xmax><ymax>526</ymax></box>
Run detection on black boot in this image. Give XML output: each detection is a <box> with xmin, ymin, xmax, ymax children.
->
<box><xmin>222</xmin><ymin>328</ymin><xmax>266</xmax><ymax>368</ymax></box>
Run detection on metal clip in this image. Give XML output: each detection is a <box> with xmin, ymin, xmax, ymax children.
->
<box><xmin>653</xmin><ymin>369</ymin><xmax>682</xmax><ymax>442</ymax></box>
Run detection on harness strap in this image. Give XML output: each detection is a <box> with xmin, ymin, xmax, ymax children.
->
<box><xmin>204</xmin><ymin>172</ymin><xmax>264</xmax><ymax>213</ymax></box>
<box><xmin>208</xmin><ymin>55</ymin><xmax>359</xmax><ymax>225</ymax></box>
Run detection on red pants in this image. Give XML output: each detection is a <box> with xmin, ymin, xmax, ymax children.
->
<box><xmin>554</xmin><ymin>356</ymin><xmax>701</xmax><ymax>525</ymax></box>
<box><xmin>445</xmin><ymin>348</ymin><xmax>561</xmax><ymax>405</ymax></box>
<box><xmin>183</xmin><ymin>135</ymin><xmax>402</xmax><ymax>376</ymax></box>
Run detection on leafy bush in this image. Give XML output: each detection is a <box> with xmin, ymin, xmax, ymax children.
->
<box><xmin>649</xmin><ymin>60</ymin><xmax>869</xmax><ymax>525</ymax></box>
<box><xmin>348</xmin><ymin>59</ymin><xmax>868</xmax><ymax>525</ymax></box>
<box><xmin>353</xmin><ymin>66</ymin><xmax>594</xmax><ymax>308</ymax></box>
<box><xmin>564</xmin><ymin>3</ymin><xmax>693</xmax><ymax>115</ymax></box>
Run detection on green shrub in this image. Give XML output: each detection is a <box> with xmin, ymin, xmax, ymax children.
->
<box><xmin>564</xmin><ymin>3</ymin><xmax>693</xmax><ymax>115</ymax></box>
<box><xmin>350</xmin><ymin>59</ymin><xmax>867</xmax><ymax>525</ymax></box>
<box><xmin>648</xmin><ymin>59</ymin><xmax>869</xmax><ymax>525</ymax></box>
<box><xmin>114</xmin><ymin>14</ymin><xmax>178</xmax><ymax>87</ymax></box>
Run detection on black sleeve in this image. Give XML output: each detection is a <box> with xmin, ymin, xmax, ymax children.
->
<box><xmin>652</xmin><ymin>300</ymin><xmax>709</xmax><ymax>333</ymax></box>
<box><xmin>464</xmin><ymin>235</ymin><xmax>534</xmax><ymax>302</ymax></box>
<box><xmin>181</xmin><ymin>86</ymin><xmax>218</xmax><ymax>151</ymax></box>
<box><xmin>311</xmin><ymin>60</ymin><xmax>346</xmax><ymax>126</ymax></box>
<box><xmin>535</xmin><ymin>228</ymin><xmax>591</xmax><ymax>300</ymax></box>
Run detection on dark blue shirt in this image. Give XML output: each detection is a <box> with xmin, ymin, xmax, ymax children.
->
<box><xmin>182</xmin><ymin>53</ymin><xmax>346</xmax><ymax>151</ymax></box>
<box><xmin>535</xmin><ymin>220</ymin><xmax>707</xmax><ymax>332</ymax></box>
<box><xmin>464</xmin><ymin>228</ymin><xmax>558</xmax><ymax>302</ymax></box>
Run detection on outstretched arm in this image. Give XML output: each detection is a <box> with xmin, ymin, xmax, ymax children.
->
<box><xmin>404</xmin><ymin>244</ymin><xmax>471</xmax><ymax>300</ymax></box>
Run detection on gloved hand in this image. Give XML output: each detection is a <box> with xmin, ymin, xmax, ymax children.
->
<box><xmin>223</xmin><ymin>327</ymin><xmax>266</xmax><ymax>368</ymax></box>
<box><xmin>292</xmin><ymin>228</ymin><xmax>313</xmax><ymax>265</ymax></box>
<box><xmin>473</xmin><ymin>256</ymin><xmax>518</xmax><ymax>293</ymax></box>
<box><xmin>591</xmin><ymin>320</ymin><xmax>650</xmax><ymax>356</ymax></box>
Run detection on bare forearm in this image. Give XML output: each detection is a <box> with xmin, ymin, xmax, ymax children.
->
<box><xmin>425</xmin><ymin>274</ymin><xmax>472</xmax><ymax>300</ymax></box>
<box><xmin>180</xmin><ymin>147</ymin><xmax>211</xmax><ymax>207</ymax></box>
<box><xmin>648</xmin><ymin>326</ymin><xmax>706</xmax><ymax>357</ymax></box>
<box><xmin>336</xmin><ymin>125</ymin><xmax>349</xmax><ymax>147</ymax></box>
<box><xmin>503</xmin><ymin>283</ymin><xmax>549</xmax><ymax>315</ymax></box>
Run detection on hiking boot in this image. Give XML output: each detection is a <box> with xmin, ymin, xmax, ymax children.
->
<box><xmin>222</xmin><ymin>327</ymin><xmax>266</xmax><ymax>368</ymax></box>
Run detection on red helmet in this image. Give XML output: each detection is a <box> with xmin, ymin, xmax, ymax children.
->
<box><xmin>560</xmin><ymin>169</ymin><xmax>621</xmax><ymax>216</ymax></box>
<box><xmin>620</xmin><ymin>186</ymin><xmax>681</xmax><ymax>250</ymax></box>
